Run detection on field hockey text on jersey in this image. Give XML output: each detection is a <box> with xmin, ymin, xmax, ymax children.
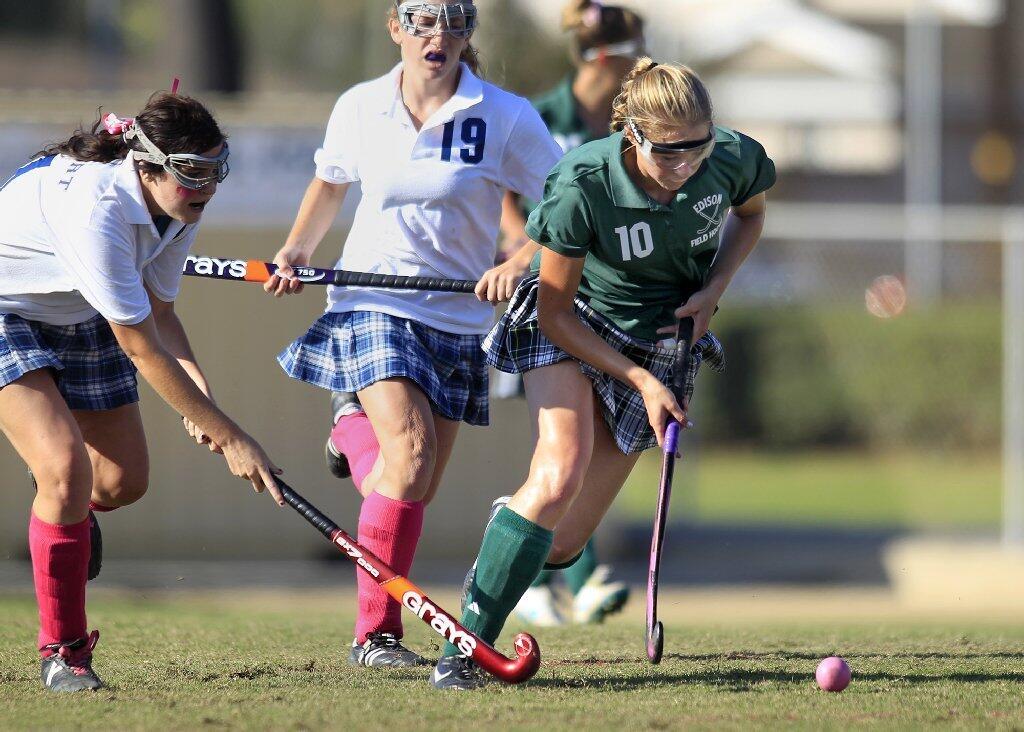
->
<box><xmin>185</xmin><ymin>255</ymin><xmax>248</xmax><ymax>278</ymax></box>
<box><xmin>401</xmin><ymin>591</ymin><xmax>477</xmax><ymax>657</ymax></box>
<box><xmin>332</xmin><ymin>534</ymin><xmax>380</xmax><ymax>578</ymax></box>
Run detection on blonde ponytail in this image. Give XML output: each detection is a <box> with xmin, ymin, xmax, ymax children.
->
<box><xmin>610</xmin><ymin>58</ymin><xmax>713</xmax><ymax>135</ymax></box>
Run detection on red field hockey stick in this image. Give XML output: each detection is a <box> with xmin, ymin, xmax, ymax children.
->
<box><xmin>274</xmin><ymin>477</ymin><xmax>540</xmax><ymax>684</ymax></box>
<box><xmin>646</xmin><ymin>317</ymin><xmax>694</xmax><ymax>664</ymax></box>
<box><xmin>182</xmin><ymin>255</ymin><xmax>477</xmax><ymax>293</ymax></box>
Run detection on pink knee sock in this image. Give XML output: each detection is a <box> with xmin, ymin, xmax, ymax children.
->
<box><xmin>354</xmin><ymin>492</ymin><xmax>424</xmax><ymax>642</ymax></box>
<box><xmin>331</xmin><ymin>412</ymin><xmax>380</xmax><ymax>494</ymax></box>
<box><xmin>29</xmin><ymin>513</ymin><xmax>89</xmax><ymax>650</ymax></box>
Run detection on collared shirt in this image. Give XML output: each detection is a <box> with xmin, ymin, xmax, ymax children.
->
<box><xmin>0</xmin><ymin>154</ymin><xmax>197</xmax><ymax>325</ymax></box>
<box><xmin>519</xmin><ymin>74</ymin><xmax>607</xmax><ymax>218</ymax></box>
<box><xmin>525</xmin><ymin>128</ymin><xmax>776</xmax><ymax>341</ymax></box>
<box><xmin>533</xmin><ymin>74</ymin><xmax>597</xmax><ymax>155</ymax></box>
<box><xmin>314</xmin><ymin>62</ymin><xmax>562</xmax><ymax>334</ymax></box>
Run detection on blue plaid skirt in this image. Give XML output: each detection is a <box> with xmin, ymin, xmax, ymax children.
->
<box><xmin>277</xmin><ymin>310</ymin><xmax>489</xmax><ymax>426</ymax></box>
<box><xmin>483</xmin><ymin>277</ymin><xmax>725</xmax><ymax>454</ymax></box>
<box><xmin>0</xmin><ymin>313</ymin><xmax>138</xmax><ymax>410</ymax></box>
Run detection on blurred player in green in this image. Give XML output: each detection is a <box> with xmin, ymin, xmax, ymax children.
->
<box><xmin>494</xmin><ymin>0</ymin><xmax>645</xmax><ymax>628</ymax></box>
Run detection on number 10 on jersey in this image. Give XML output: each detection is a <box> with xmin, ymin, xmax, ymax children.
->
<box><xmin>441</xmin><ymin>118</ymin><xmax>487</xmax><ymax>164</ymax></box>
<box><xmin>616</xmin><ymin>222</ymin><xmax>655</xmax><ymax>261</ymax></box>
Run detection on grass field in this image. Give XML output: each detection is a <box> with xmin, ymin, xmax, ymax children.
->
<box><xmin>617</xmin><ymin>449</ymin><xmax>1002</xmax><ymax>529</ymax></box>
<box><xmin>1</xmin><ymin>588</ymin><xmax>1022</xmax><ymax>730</ymax></box>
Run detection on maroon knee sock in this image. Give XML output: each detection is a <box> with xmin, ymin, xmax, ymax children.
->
<box><xmin>29</xmin><ymin>513</ymin><xmax>89</xmax><ymax>650</ymax></box>
<box><xmin>331</xmin><ymin>412</ymin><xmax>380</xmax><ymax>495</ymax></box>
<box><xmin>354</xmin><ymin>492</ymin><xmax>424</xmax><ymax>642</ymax></box>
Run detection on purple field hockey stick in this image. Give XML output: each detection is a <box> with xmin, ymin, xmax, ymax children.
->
<box><xmin>646</xmin><ymin>317</ymin><xmax>694</xmax><ymax>664</ymax></box>
<box><xmin>182</xmin><ymin>255</ymin><xmax>478</xmax><ymax>293</ymax></box>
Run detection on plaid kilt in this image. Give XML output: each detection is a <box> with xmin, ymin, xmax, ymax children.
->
<box><xmin>0</xmin><ymin>313</ymin><xmax>138</xmax><ymax>410</ymax></box>
<box><xmin>483</xmin><ymin>277</ymin><xmax>725</xmax><ymax>454</ymax></box>
<box><xmin>277</xmin><ymin>310</ymin><xmax>489</xmax><ymax>426</ymax></box>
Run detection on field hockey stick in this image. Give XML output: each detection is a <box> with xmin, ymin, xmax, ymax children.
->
<box><xmin>182</xmin><ymin>255</ymin><xmax>477</xmax><ymax>293</ymax></box>
<box><xmin>646</xmin><ymin>317</ymin><xmax>694</xmax><ymax>664</ymax></box>
<box><xmin>273</xmin><ymin>477</ymin><xmax>541</xmax><ymax>684</ymax></box>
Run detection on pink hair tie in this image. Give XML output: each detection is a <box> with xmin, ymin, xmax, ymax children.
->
<box><xmin>101</xmin><ymin>113</ymin><xmax>135</xmax><ymax>135</ymax></box>
<box><xmin>583</xmin><ymin>1</ymin><xmax>603</xmax><ymax>27</ymax></box>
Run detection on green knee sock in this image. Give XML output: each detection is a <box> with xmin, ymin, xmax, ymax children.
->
<box><xmin>445</xmin><ymin>507</ymin><xmax>553</xmax><ymax>656</ymax></box>
<box><xmin>564</xmin><ymin>538</ymin><xmax>599</xmax><ymax>596</ymax></box>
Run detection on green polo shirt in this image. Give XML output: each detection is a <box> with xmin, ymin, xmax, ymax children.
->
<box><xmin>525</xmin><ymin>127</ymin><xmax>776</xmax><ymax>341</ymax></box>
<box><xmin>520</xmin><ymin>75</ymin><xmax>605</xmax><ymax>216</ymax></box>
<box><xmin>533</xmin><ymin>75</ymin><xmax>600</xmax><ymax>156</ymax></box>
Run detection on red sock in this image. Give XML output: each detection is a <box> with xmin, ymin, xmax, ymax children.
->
<box><xmin>331</xmin><ymin>412</ymin><xmax>380</xmax><ymax>494</ymax></box>
<box><xmin>89</xmin><ymin>502</ymin><xmax>117</xmax><ymax>513</ymax></box>
<box><xmin>29</xmin><ymin>513</ymin><xmax>89</xmax><ymax>650</ymax></box>
<box><xmin>354</xmin><ymin>492</ymin><xmax>424</xmax><ymax>642</ymax></box>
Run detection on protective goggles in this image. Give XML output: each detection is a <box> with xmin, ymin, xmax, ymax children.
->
<box><xmin>581</xmin><ymin>39</ymin><xmax>645</xmax><ymax>63</ymax></box>
<box><xmin>125</xmin><ymin>124</ymin><xmax>229</xmax><ymax>190</ymax></box>
<box><xmin>628</xmin><ymin>119</ymin><xmax>715</xmax><ymax>171</ymax></box>
<box><xmin>395</xmin><ymin>2</ymin><xmax>477</xmax><ymax>39</ymax></box>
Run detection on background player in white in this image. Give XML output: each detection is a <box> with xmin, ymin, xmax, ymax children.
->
<box><xmin>0</xmin><ymin>91</ymin><xmax>283</xmax><ymax>693</ymax></box>
<box><xmin>266</xmin><ymin>1</ymin><xmax>562</xmax><ymax>669</ymax></box>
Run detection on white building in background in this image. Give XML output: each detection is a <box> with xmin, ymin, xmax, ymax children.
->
<box><xmin>512</xmin><ymin>0</ymin><xmax>1003</xmax><ymax>174</ymax></box>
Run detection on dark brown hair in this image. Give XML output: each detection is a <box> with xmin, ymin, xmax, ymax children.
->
<box><xmin>36</xmin><ymin>92</ymin><xmax>225</xmax><ymax>176</ymax></box>
<box><xmin>561</xmin><ymin>0</ymin><xmax>644</xmax><ymax>59</ymax></box>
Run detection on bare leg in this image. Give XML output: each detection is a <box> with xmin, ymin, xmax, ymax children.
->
<box><xmin>0</xmin><ymin>370</ymin><xmax>92</xmax><ymax>524</ymax></box>
<box><xmin>73</xmin><ymin>404</ymin><xmax>149</xmax><ymax>509</ymax></box>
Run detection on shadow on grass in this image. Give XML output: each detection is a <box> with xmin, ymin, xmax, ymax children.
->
<box><xmin>528</xmin><ymin>667</ymin><xmax>1024</xmax><ymax>691</ymax></box>
<box><xmin>548</xmin><ymin>650</ymin><xmax>1024</xmax><ymax>665</ymax></box>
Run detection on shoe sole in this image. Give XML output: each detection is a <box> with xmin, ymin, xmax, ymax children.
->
<box><xmin>325</xmin><ymin>437</ymin><xmax>352</xmax><ymax>480</ymax></box>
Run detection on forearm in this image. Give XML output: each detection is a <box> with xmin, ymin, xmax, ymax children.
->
<box><xmin>155</xmin><ymin>310</ymin><xmax>212</xmax><ymax>397</ymax></box>
<box><xmin>283</xmin><ymin>178</ymin><xmax>349</xmax><ymax>257</ymax></box>
<box><xmin>507</xmin><ymin>238</ymin><xmax>541</xmax><ymax>271</ymax></box>
<box><xmin>111</xmin><ymin>319</ymin><xmax>239</xmax><ymax>445</ymax></box>
<box><xmin>499</xmin><ymin>191</ymin><xmax>530</xmax><ymax>257</ymax></box>
<box><xmin>703</xmin><ymin>209</ymin><xmax>765</xmax><ymax>296</ymax></box>
<box><xmin>539</xmin><ymin>308</ymin><xmax>653</xmax><ymax>392</ymax></box>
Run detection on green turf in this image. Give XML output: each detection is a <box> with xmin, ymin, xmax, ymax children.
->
<box><xmin>1</xmin><ymin>592</ymin><xmax>1022</xmax><ymax>730</ymax></box>
<box><xmin>616</xmin><ymin>449</ymin><xmax>1002</xmax><ymax>529</ymax></box>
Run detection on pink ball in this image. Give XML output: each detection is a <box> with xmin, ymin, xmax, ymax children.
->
<box><xmin>816</xmin><ymin>656</ymin><xmax>852</xmax><ymax>692</ymax></box>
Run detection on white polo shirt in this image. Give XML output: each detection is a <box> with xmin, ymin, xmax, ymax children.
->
<box><xmin>0</xmin><ymin>154</ymin><xmax>198</xmax><ymax>326</ymax></box>
<box><xmin>315</xmin><ymin>62</ymin><xmax>562</xmax><ymax>334</ymax></box>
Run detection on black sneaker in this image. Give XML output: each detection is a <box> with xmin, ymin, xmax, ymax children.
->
<box><xmin>461</xmin><ymin>496</ymin><xmax>511</xmax><ymax>612</ymax></box>
<box><xmin>28</xmin><ymin>471</ymin><xmax>102</xmax><ymax>581</ymax></box>
<box><xmin>348</xmin><ymin>632</ymin><xmax>430</xmax><ymax>667</ymax></box>
<box><xmin>430</xmin><ymin>654</ymin><xmax>487</xmax><ymax>690</ymax></box>
<box><xmin>41</xmin><ymin>631</ymin><xmax>103</xmax><ymax>692</ymax></box>
<box><xmin>87</xmin><ymin>511</ymin><xmax>102</xmax><ymax>581</ymax></box>
<box><xmin>325</xmin><ymin>391</ymin><xmax>362</xmax><ymax>480</ymax></box>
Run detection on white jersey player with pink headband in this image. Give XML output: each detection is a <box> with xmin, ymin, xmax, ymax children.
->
<box><xmin>0</xmin><ymin>89</ymin><xmax>283</xmax><ymax>693</ymax></box>
<box><xmin>266</xmin><ymin>0</ymin><xmax>561</xmax><ymax>676</ymax></box>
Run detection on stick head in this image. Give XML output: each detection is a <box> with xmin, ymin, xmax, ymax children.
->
<box><xmin>503</xmin><ymin>633</ymin><xmax>541</xmax><ymax>683</ymax></box>
<box><xmin>646</xmin><ymin>621</ymin><xmax>664</xmax><ymax>664</ymax></box>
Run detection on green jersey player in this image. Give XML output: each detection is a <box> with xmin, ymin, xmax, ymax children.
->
<box><xmin>432</xmin><ymin>59</ymin><xmax>775</xmax><ymax>690</ymax></box>
<box><xmin>494</xmin><ymin>0</ymin><xmax>647</xmax><ymax>630</ymax></box>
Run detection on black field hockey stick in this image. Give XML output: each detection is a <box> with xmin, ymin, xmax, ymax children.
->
<box><xmin>273</xmin><ymin>477</ymin><xmax>541</xmax><ymax>684</ymax></box>
<box><xmin>646</xmin><ymin>317</ymin><xmax>694</xmax><ymax>664</ymax></box>
<box><xmin>182</xmin><ymin>255</ymin><xmax>478</xmax><ymax>293</ymax></box>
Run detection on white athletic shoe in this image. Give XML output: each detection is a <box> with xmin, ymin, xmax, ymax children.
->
<box><xmin>513</xmin><ymin>585</ymin><xmax>565</xmax><ymax>627</ymax></box>
<box><xmin>572</xmin><ymin>565</ymin><xmax>630</xmax><ymax>624</ymax></box>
